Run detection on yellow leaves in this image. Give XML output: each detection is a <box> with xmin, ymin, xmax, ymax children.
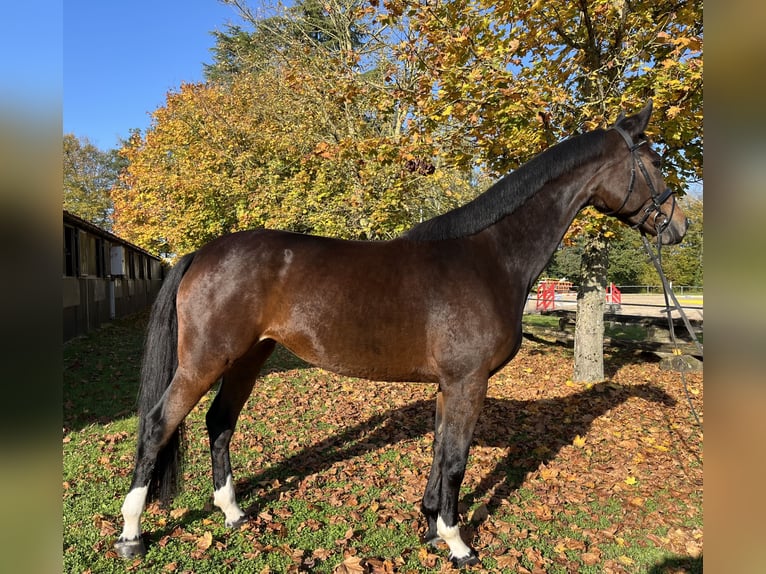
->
<box><xmin>393</xmin><ymin>0</ymin><xmax>700</xmax><ymax>196</ymax></box>
<box><xmin>618</xmin><ymin>554</ymin><xmax>635</xmax><ymax>566</ymax></box>
<box><xmin>195</xmin><ymin>531</ymin><xmax>213</xmax><ymax>553</ymax></box>
<box><xmin>666</xmin><ymin>105</ymin><xmax>682</xmax><ymax>119</ymax></box>
<box><xmin>624</xmin><ymin>475</ymin><xmax>637</xmax><ymax>486</ymax></box>
<box><xmin>657</xmin><ymin>30</ymin><xmax>702</xmax><ymax>53</ymax></box>
<box><xmin>115</xmin><ymin>44</ymin><xmax>488</xmax><ymax>252</ymax></box>
<box><xmin>573</xmin><ymin>434</ymin><xmax>587</xmax><ymax>448</ymax></box>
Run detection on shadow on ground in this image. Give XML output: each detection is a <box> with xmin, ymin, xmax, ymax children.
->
<box><xmin>233</xmin><ymin>381</ymin><xmax>674</xmax><ymax>519</ymax></box>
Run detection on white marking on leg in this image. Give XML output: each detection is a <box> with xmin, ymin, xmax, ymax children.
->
<box><xmin>213</xmin><ymin>474</ymin><xmax>245</xmax><ymax>526</ymax></box>
<box><xmin>436</xmin><ymin>515</ymin><xmax>471</xmax><ymax>560</ymax></box>
<box><xmin>119</xmin><ymin>486</ymin><xmax>148</xmax><ymax>541</ymax></box>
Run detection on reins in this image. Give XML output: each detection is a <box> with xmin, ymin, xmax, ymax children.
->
<box><xmin>611</xmin><ymin>125</ymin><xmax>702</xmax><ymax>430</ymax></box>
<box><xmin>640</xmin><ymin>231</ymin><xmax>703</xmax><ymax>430</ymax></box>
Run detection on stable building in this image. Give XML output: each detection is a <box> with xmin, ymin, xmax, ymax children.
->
<box><xmin>63</xmin><ymin>210</ymin><xmax>164</xmax><ymax>341</ymax></box>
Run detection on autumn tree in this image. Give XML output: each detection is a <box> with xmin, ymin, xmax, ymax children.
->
<box><xmin>386</xmin><ymin>0</ymin><xmax>703</xmax><ymax>381</ymax></box>
<box><xmin>636</xmin><ymin>195</ymin><xmax>704</xmax><ymax>287</ymax></box>
<box><xmin>63</xmin><ymin>134</ymin><xmax>124</xmax><ymax>230</ymax></box>
<box><xmin>113</xmin><ymin>0</ymin><xmax>478</xmax><ymax>257</ymax></box>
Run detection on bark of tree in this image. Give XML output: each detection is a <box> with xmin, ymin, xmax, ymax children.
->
<box><xmin>573</xmin><ymin>232</ymin><xmax>608</xmax><ymax>382</ymax></box>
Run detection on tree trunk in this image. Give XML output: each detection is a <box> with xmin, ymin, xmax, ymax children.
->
<box><xmin>573</xmin><ymin>232</ymin><xmax>608</xmax><ymax>382</ymax></box>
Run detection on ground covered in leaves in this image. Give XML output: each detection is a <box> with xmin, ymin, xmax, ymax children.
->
<box><xmin>63</xmin><ymin>311</ymin><xmax>702</xmax><ymax>573</ymax></box>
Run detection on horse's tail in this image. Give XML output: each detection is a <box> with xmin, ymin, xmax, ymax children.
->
<box><xmin>137</xmin><ymin>252</ymin><xmax>196</xmax><ymax>504</ymax></box>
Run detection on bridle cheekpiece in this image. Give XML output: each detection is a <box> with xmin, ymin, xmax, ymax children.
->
<box><xmin>608</xmin><ymin>125</ymin><xmax>675</xmax><ymax>234</ymax></box>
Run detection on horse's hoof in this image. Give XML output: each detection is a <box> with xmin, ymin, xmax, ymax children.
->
<box><xmin>226</xmin><ymin>515</ymin><xmax>249</xmax><ymax>529</ymax></box>
<box><xmin>114</xmin><ymin>537</ymin><xmax>146</xmax><ymax>558</ymax></box>
<box><xmin>450</xmin><ymin>549</ymin><xmax>480</xmax><ymax>569</ymax></box>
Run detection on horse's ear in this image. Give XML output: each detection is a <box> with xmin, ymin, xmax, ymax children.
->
<box><xmin>614</xmin><ymin>99</ymin><xmax>653</xmax><ymax>136</ymax></box>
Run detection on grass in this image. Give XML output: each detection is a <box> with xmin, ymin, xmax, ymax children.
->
<box><xmin>523</xmin><ymin>313</ymin><xmax>647</xmax><ymax>341</ymax></box>
<box><xmin>64</xmin><ymin>310</ymin><xmax>703</xmax><ymax>573</ymax></box>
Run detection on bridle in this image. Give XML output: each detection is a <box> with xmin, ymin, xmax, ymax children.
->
<box><xmin>610</xmin><ymin>125</ymin><xmax>702</xmax><ymax>431</ymax></box>
<box><xmin>606</xmin><ymin>126</ymin><xmax>676</xmax><ymax>234</ymax></box>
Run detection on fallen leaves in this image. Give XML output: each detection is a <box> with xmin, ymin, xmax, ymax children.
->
<box><xmin>335</xmin><ymin>555</ymin><xmax>398</xmax><ymax>574</ymax></box>
<box><xmin>416</xmin><ymin>547</ymin><xmax>440</xmax><ymax>568</ymax></box>
<box><xmin>195</xmin><ymin>531</ymin><xmax>213</xmax><ymax>553</ymax></box>
<box><xmin>66</xmin><ymin>335</ymin><xmax>703</xmax><ymax>572</ymax></box>
<box><xmin>581</xmin><ymin>549</ymin><xmax>601</xmax><ymax>566</ymax></box>
<box><xmin>335</xmin><ymin>555</ymin><xmax>365</xmax><ymax>574</ymax></box>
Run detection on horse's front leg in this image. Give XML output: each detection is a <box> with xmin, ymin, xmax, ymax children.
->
<box><xmin>429</xmin><ymin>375</ymin><xmax>487</xmax><ymax>567</ymax></box>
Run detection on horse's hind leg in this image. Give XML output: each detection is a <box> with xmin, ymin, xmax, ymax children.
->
<box><xmin>115</xmin><ymin>367</ymin><xmax>222</xmax><ymax>557</ymax></box>
<box><xmin>206</xmin><ymin>339</ymin><xmax>276</xmax><ymax>527</ymax></box>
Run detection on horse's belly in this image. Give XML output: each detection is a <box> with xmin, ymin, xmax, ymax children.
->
<box><xmin>265</xmin><ymin>322</ymin><xmax>435</xmax><ymax>383</ymax></box>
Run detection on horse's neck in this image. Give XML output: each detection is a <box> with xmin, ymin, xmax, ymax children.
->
<box><xmin>486</xmin><ymin>162</ymin><xmax>597</xmax><ymax>286</ymax></box>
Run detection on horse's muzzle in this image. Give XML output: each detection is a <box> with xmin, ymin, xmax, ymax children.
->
<box><xmin>660</xmin><ymin>217</ymin><xmax>690</xmax><ymax>245</ymax></box>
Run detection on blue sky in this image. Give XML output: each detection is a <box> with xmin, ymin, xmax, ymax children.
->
<box><xmin>64</xmin><ymin>0</ymin><xmax>246</xmax><ymax>150</ymax></box>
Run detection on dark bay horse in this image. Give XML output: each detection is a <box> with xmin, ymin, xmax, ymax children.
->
<box><xmin>114</xmin><ymin>101</ymin><xmax>688</xmax><ymax>566</ymax></box>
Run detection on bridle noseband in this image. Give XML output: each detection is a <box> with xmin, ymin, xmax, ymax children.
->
<box><xmin>607</xmin><ymin>126</ymin><xmax>676</xmax><ymax>234</ymax></box>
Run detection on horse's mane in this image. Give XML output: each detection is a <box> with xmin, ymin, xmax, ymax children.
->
<box><xmin>404</xmin><ymin>129</ymin><xmax>608</xmax><ymax>241</ymax></box>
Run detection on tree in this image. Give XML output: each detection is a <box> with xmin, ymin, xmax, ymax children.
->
<box><xmin>656</xmin><ymin>195</ymin><xmax>703</xmax><ymax>287</ymax></box>
<box><xmin>607</xmin><ymin>229</ymin><xmax>651</xmax><ymax>287</ymax></box>
<box><xmin>63</xmin><ymin>134</ymin><xmax>124</xmax><ymax>230</ymax></box>
<box><xmin>205</xmin><ymin>0</ymin><xmax>369</xmax><ymax>80</ymax></box>
<box><xmin>543</xmin><ymin>243</ymin><xmax>584</xmax><ymax>285</ymax></box>
<box><xmin>113</xmin><ymin>1</ymin><xmax>478</xmax><ymax>257</ymax></box>
<box><xmin>387</xmin><ymin>0</ymin><xmax>703</xmax><ymax>381</ymax></box>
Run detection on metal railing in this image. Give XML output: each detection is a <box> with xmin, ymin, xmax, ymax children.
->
<box><xmin>616</xmin><ymin>285</ymin><xmax>703</xmax><ymax>296</ymax></box>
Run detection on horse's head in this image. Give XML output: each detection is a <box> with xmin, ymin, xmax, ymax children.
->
<box><xmin>592</xmin><ymin>100</ymin><xmax>689</xmax><ymax>245</ymax></box>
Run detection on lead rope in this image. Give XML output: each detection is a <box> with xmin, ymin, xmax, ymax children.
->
<box><xmin>640</xmin><ymin>232</ymin><xmax>703</xmax><ymax>430</ymax></box>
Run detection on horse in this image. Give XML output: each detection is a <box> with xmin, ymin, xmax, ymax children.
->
<box><xmin>113</xmin><ymin>101</ymin><xmax>688</xmax><ymax>566</ymax></box>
